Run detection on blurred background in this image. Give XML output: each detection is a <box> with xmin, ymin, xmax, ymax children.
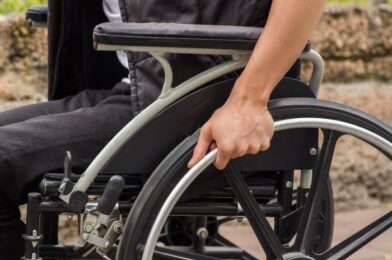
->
<box><xmin>0</xmin><ymin>0</ymin><xmax>391</xmax><ymax>259</ymax></box>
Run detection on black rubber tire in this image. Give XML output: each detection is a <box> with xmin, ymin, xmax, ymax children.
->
<box><xmin>116</xmin><ymin>98</ymin><xmax>391</xmax><ymax>259</ymax></box>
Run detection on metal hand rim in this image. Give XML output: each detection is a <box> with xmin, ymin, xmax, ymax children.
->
<box><xmin>142</xmin><ymin>117</ymin><xmax>392</xmax><ymax>260</ymax></box>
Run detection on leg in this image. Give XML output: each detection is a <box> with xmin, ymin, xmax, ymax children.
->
<box><xmin>0</xmin><ymin>82</ymin><xmax>129</xmax><ymax>127</ymax></box>
<box><xmin>0</xmin><ymin>86</ymin><xmax>132</xmax><ymax>259</ymax></box>
<box><xmin>0</xmin><ymin>194</ymin><xmax>25</xmax><ymax>260</ymax></box>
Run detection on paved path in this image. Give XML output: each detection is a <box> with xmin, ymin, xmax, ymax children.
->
<box><xmin>220</xmin><ymin>206</ymin><xmax>392</xmax><ymax>259</ymax></box>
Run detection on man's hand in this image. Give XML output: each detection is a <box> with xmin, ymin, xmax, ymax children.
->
<box><xmin>187</xmin><ymin>83</ymin><xmax>274</xmax><ymax>170</ymax></box>
<box><xmin>187</xmin><ymin>0</ymin><xmax>325</xmax><ymax>170</ymax></box>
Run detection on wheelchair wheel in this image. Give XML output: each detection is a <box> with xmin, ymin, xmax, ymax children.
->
<box><xmin>117</xmin><ymin>98</ymin><xmax>391</xmax><ymax>260</ymax></box>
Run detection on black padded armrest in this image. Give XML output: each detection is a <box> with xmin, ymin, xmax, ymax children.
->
<box><xmin>26</xmin><ymin>5</ymin><xmax>48</xmax><ymax>28</ymax></box>
<box><xmin>94</xmin><ymin>22</ymin><xmax>311</xmax><ymax>55</ymax></box>
<box><xmin>94</xmin><ymin>22</ymin><xmax>263</xmax><ymax>53</ymax></box>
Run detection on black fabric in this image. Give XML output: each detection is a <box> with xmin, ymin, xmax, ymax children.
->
<box><xmin>0</xmin><ymin>83</ymin><xmax>132</xmax><ymax>206</ymax></box>
<box><xmin>0</xmin><ymin>82</ymin><xmax>134</xmax><ymax>259</ymax></box>
<box><xmin>47</xmin><ymin>0</ymin><xmax>128</xmax><ymax>100</ymax></box>
<box><xmin>0</xmin><ymin>194</ymin><xmax>25</xmax><ymax>260</ymax></box>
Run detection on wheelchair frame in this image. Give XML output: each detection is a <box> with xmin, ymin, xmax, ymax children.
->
<box><xmin>60</xmin><ymin>48</ymin><xmax>324</xmax><ymax>207</ymax></box>
<box><xmin>23</xmin><ymin>3</ymin><xmax>391</xmax><ymax>260</ymax></box>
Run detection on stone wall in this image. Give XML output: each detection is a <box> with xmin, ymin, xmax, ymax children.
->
<box><xmin>0</xmin><ymin>14</ymin><xmax>46</xmax><ymax>71</ymax></box>
<box><xmin>0</xmin><ymin>5</ymin><xmax>391</xmax><ymax>87</ymax></box>
<box><xmin>0</xmin><ymin>14</ymin><xmax>47</xmax><ymax>100</ymax></box>
<box><xmin>306</xmin><ymin>4</ymin><xmax>392</xmax><ymax>81</ymax></box>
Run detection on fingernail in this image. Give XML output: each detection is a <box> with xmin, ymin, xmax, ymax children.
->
<box><xmin>187</xmin><ymin>159</ymin><xmax>194</xmax><ymax>168</ymax></box>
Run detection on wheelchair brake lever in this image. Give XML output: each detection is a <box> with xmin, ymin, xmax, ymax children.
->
<box><xmin>78</xmin><ymin>176</ymin><xmax>125</xmax><ymax>249</ymax></box>
<box><xmin>58</xmin><ymin>151</ymin><xmax>89</xmax><ymax>212</ymax></box>
<box><xmin>96</xmin><ymin>175</ymin><xmax>125</xmax><ymax>216</ymax></box>
<box><xmin>58</xmin><ymin>151</ymin><xmax>74</xmax><ymax>195</ymax></box>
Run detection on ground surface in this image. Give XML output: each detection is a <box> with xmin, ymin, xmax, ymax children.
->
<box><xmin>221</xmin><ymin>205</ymin><xmax>392</xmax><ymax>259</ymax></box>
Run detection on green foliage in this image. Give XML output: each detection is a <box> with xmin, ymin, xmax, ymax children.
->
<box><xmin>327</xmin><ymin>0</ymin><xmax>392</xmax><ymax>6</ymax></box>
<box><xmin>0</xmin><ymin>0</ymin><xmax>46</xmax><ymax>15</ymax></box>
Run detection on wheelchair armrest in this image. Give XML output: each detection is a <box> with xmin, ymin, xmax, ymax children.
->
<box><xmin>94</xmin><ymin>22</ymin><xmax>264</xmax><ymax>55</ymax></box>
<box><xmin>26</xmin><ymin>5</ymin><xmax>48</xmax><ymax>28</ymax></box>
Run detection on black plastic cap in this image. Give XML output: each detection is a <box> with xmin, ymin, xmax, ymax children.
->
<box><xmin>96</xmin><ymin>175</ymin><xmax>125</xmax><ymax>215</ymax></box>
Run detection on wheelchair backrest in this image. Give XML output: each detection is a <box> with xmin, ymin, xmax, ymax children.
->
<box><xmin>47</xmin><ymin>0</ymin><xmax>127</xmax><ymax>100</ymax></box>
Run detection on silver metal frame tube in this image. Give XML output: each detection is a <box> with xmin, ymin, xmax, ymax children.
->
<box><xmin>142</xmin><ymin>117</ymin><xmax>391</xmax><ymax>259</ymax></box>
<box><xmin>97</xmin><ymin>44</ymin><xmax>252</xmax><ymax>56</ymax></box>
<box><xmin>300</xmin><ymin>50</ymin><xmax>324</xmax><ymax>95</ymax></box>
<box><xmin>150</xmin><ymin>53</ymin><xmax>173</xmax><ymax>97</ymax></box>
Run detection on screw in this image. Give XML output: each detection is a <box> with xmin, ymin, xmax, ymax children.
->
<box><xmin>237</xmin><ymin>217</ymin><xmax>243</xmax><ymax>223</ymax></box>
<box><xmin>104</xmin><ymin>241</ymin><xmax>110</xmax><ymax>248</ymax></box>
<box><xmin>113</xmin><ymin>222</ymin><xmax>123</xmax><ymax>234</ymax></box>
<box><xmin>83</xmin><ymin>223</ymin><xmax>93</xmax><ymax>233</ymax></box>
<box><xmin>32</xmin><ymin>230</ymin><xmax>38</xmax><ymax>248</ymax></box>
<box><xmin>286</xmin><ymin>181</ymin><xmax>293</xmax><ymax>188</ymax></box>
<box><xmin>196</xmin><ymin>228</ymin><xmax>209</xmax><ymax>239</ymax></box>
<box><xmin>309</xmin><ymin>148</ymin><xmax>318</xmax><ymax>156</ymax></box>
<box><xmin>82</xmin><ymin>233</ymin><xmax>89</xmax><ymax>240</ymax></box>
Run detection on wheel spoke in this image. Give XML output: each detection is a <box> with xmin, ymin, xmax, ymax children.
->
<box><xmin>320</xmin><ymin>211</ymin><xmax>392</xmax><ymax>260</ymax></box>
<box><xmin>154</xmin><ymin>246</ymin><xmax>220</xmax><ymax>259</ymax></box>
<box><xmin>212</xmin><ymin>234</ymin><xmax>259</xmax><ymax>260</ymax></box>
<box><xmin>224</xmin><ymin>162</ymin><xmax>285</xmax><ymax>259</ymax></box>
<box><xmin>294</xmin><ymin>130</ymin><xmax>341</xmax><ymax>253</ymax></box>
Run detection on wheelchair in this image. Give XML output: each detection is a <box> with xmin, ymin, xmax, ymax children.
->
<box><xmin>24</xmin><ymin>1</ymin><xmax>391</xmax><ymax>259</ymax></box>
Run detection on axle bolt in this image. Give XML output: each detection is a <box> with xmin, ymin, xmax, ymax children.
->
<box><xmin>196</xmin><ymin>228</ymin><xmax>209</xmax><ymax>239</ymax></box>
<box><xmin>286</xmin><ymin>181</ymin><xmax>293</xmax><ymax>188</ymax></box>
<box><xmin>113</xmin><ymin>222</ymin><xmax>123</xmax><ymax>234</ymax></box>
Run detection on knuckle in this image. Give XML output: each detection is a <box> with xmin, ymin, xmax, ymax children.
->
<box><xmin>200</xmin><ymin>125</ymin><xmax>208</xmax><ymax>135</ymax></box>
<box><xmin>261</xmin><ymin>140</ymin><xmax>271</xmax><ymax>151</ymax></box>
<box><xmin>220</xmin><ymin>141</ymin><xmax>234</xmax><ymax>154</ymax></box>
<box><xmin>249</xmin><ymin>144</ymin><xmax>260</xmax><ymax>154</ymax></box>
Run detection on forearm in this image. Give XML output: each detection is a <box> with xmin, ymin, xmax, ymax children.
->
<box><xmin>230</xmin><ymin>0</ymin><xmax>325</xmax><ymax>106</ymax></box>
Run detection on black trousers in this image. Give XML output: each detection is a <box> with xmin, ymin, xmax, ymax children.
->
<box><xmin>0</xmin><ymin>82</ymin><xmax>133</xmax><ymax>259</ymax></box>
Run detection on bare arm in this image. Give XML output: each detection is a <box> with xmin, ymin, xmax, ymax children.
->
<box><xmin>188</xmin><ymin>0</ymin><xmax>326</xmax><ymax>169</ymax></box>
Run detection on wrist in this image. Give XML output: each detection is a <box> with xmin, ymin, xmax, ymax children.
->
<box><xmin>229</xmin><ymin>74</ymin><xmax>273</xmax><ymax>108</ymax></box>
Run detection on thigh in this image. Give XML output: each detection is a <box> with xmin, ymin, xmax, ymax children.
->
<box><xmin>0</xmin><ymin>93</ymin><xmax>133</xmax><ymax>205</ymax></box>
<box><xmin>0</xmin><ymin>82</ymin><xmax>129</xmax><ymax>127</ymax></box>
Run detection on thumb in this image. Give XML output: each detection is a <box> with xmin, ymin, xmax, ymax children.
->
<box><xmin>188</xmin><ymin>125</ymin><xmax>213</xmax><ymax>168</ymax></box>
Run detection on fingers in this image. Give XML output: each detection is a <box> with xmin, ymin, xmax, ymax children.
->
<box><xmin>214</xmin><ymin>135</ymin><xmax>272</xmax><ymax>170</ymax></box>
<box><xmin>214</xmin><ymin>141</ymin><xmax>234</xmax><ymax>170</ymax></box>
<box><xmin>187</xmin><ymin>124</ymin><xmax>212</xmax><ymax>168</ymax></box>
<box><xmin>260</xmin><ymin>138</ymin><xmax>271</xmax><ymax>152</ymax></box>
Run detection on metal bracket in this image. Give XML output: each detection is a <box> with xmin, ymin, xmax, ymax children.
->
<box><xmin>150</xmin><ymin>52</ymin><xmax>174</xmax><ymax>98</ymax></box>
